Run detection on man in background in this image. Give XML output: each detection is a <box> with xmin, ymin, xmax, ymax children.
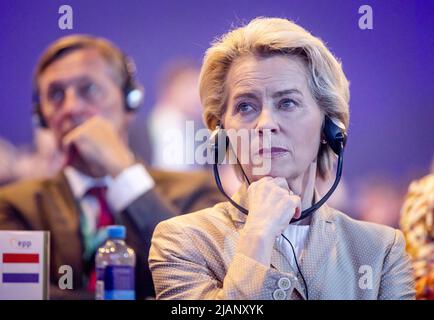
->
<box><xmin>0</xmin><ymin>35</ymin><xmax>223</xmax><ymax>299</ymax></box>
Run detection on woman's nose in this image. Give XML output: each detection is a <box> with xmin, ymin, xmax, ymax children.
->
<box><xmin>256</xmin><ymin>108</ymin><xmax>279</xmax><ymax>135</ymax></box>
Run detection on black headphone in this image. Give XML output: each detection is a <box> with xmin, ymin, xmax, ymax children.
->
<box><xmin>32</xmin><ymin>53</ymin><xmax>144</xmax><ymax>128</ymax></box>
<box><xmin>209</xmin><ymin>115</ymin><xmax>347</xmax><ymax>223</ymax></box>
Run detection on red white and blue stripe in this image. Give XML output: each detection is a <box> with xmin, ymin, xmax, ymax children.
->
<box><xmin>2</xmin><ymin>253</ymin><xmax>40</xmax><ymax>283</ymax></box>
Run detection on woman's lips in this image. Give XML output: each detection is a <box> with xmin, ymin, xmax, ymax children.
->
<box><xmin>257</xmin><ymin>147</ymin><xmax>290</xmax><ymax>159</ymax></box>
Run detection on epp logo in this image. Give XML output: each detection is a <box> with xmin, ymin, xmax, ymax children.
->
<box><xmin>9</xmin><ymin>238</ymin><xmax>32</xmax><ymax>249</ymax></box>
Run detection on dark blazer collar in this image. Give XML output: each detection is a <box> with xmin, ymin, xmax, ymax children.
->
<box><xmin>38</xmin><ymin>171</ymin><xmax>84</xmax><ymax>283</ymax></box>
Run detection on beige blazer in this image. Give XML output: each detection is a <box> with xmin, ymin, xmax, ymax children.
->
<box><xmin>149</xmin><ymin>186</ymin><xmax>415</xmax><ymax>300</ymax></box>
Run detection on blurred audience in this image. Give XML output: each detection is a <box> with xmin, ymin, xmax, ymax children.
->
<box><xmin>353</xmin><ymin>175</ymin><xmax>403</xmax><ymax>227</ymax></box>
<box><xmin>400</xmin><ymin>172</ymin><xmax>434</xmax><ymax>299</ymax></box>
<box><xmin>145</xmin><ymin>59</ymin><xmax>241</xmax><ymax>193</ymax></box>
<box><xmin>316</xmin><ymin>171</ymin><xmax>349</xmax><ymax>213</ymax></box>
<box><xmin>0</xmin><ymin>138</ymin><xmax>16</xmax><ymax>185</ymax></box>
<box><xmin>147</xmin><ymin>60</ymin><xmax>204</xmax><ymax>170</ymax></box>
<box><xmin>0</xmin><ymin>129</ymin><xmax>64</xmax><ymax>185</ymax></box>
<box><xmin>15</xmin><ymin>129</ymin><xmax>65</xmax><ymax>180</ymax></box>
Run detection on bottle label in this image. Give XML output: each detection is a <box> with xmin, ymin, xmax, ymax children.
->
<box><xmin>96</xmin><ymin>266</ymin><xmax>135</xmax><ymax>300</ymax></box>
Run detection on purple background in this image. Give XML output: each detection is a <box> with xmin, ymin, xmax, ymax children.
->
<box><xmin>0</xmin><ymin>0</ymin><xmax>433</xmax><ymax>188</ymax></box>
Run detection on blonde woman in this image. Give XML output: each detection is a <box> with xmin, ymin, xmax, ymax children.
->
<box><xmin>149</xmin><ymin>17</ymin><xmax>415</xmax><ymax>300</ymax></box>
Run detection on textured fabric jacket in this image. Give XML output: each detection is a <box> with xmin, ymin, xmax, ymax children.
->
<box><xmin>150</xmin><ymin>185</ymin><xmax>415</xmax><ymax>300</ymax></box>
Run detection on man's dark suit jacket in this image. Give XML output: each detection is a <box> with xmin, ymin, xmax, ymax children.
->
<box><xmin>0</xmin><ymin>168</ymin><xmax>224</xmax><ymax>299</ymax></box>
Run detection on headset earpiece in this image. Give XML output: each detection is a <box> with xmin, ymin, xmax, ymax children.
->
<box><xmin>209</xmin><ymin>124</ymin><xmax>228</xmax><ymax>165</ymax></box>
<box><xmin>122</xmin><ymin>56</ymin><xmax>144</xmax><ymax>111</ymax></box>
<box><xmin>323</xmin><ymin>116</ymin><xmax>347</xmax><ymax>155</ymax></box>
<box><xmin>124</xmin><ymin>79</ymin><xmax>145</xmax><ymax>111</ymax></box>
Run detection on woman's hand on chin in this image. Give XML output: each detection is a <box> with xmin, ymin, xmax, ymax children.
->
<box><xmin>236</xmin><ymin>176</ymin><xmax>301</xmax><ymax>266</ymax></box>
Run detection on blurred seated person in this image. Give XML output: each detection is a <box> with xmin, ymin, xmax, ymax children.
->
<box><xmin>354</xmin><ymin>175</ymin><xmax>402</xmax><ymax>227</ymax></box>
<box><xmin>146</xmin><ymin>60</ymin><xmax>241</xmax><ymax>192</ymax></box>
<box><xmin>147</xmin><ymin>60</ymin><xmax>205</xmax><ymax>171</ymax></box>
<box><xmin>0</xmin><ymin>35</ymin><xmax>223</xmax><ymax>299</ymax></box>
<box><xmin>0</xmin><ymin>138</ymin><xmax>17</xmax><ymax>186</ymax></box>
<box><xmin>0</xmin><ymin>129</ymin><xmax>63</xmax><ymax>185</ymax></box>
<box><xmin>401</xmin><ymin>172</ymin><xmax>434</xmax><ymax>299</ymax></box>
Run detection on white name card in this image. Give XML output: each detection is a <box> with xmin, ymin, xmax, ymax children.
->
<box><xmin>0</xmin><ymin>231</ymin><xmax>50</xmax><ymax>300</ymax></box>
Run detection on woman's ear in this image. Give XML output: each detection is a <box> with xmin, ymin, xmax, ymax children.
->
<box><xmin>216</xmin><ymin>115</ymin><xmax>224</xmax><ymax>129</ymax></box>
<box><xmin>320</xmin><ymin>120</ymin><xmax>327</xmax><ymax>145</ymax></box>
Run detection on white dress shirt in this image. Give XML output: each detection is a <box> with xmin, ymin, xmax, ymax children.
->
<box><xmin>64</xmin><ymin>163</ymin><xmax>155</xmax><ymax>235</ymax></box>
<box><xmin>276</xmin><ymin>224</ymin><xmax>310</xmax><ymax>271</ymax></box>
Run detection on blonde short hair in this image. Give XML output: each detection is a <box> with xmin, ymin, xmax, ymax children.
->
<box><xmin>199</xmin><ymin>17</ymin><xmax>350</xmax><ymax>178</ymax></box>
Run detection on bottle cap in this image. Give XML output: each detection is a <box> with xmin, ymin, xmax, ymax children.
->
<box><xmin>107</xmin><ymin>225</ymin><xmax>126</xmax><ymax>239</ymax></box>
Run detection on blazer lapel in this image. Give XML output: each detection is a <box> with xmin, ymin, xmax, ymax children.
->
<box><xmin>300</xmin><ymin>204</ymin><xmax>337</xmax><ymax>290</ymax></box>
<box><xmin>37</xmin><ymin>172</ymin><xmax>84</xmax><ymax>285</ymax></box>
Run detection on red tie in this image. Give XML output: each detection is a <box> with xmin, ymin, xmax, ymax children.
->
<box><xmin>85</xmin><ymin>186</ymin><xmax>115</xmax><ymax>292</ymax></box>
<box><xmin>86</xmin><ymin>186</ymin><xmax>115</xmax><ymax>228</ymax></box>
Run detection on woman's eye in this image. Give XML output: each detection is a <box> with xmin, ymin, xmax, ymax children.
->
<box><xmin>236</xmin><ymin>102</ymin><xmax>255</xmax><ymax>114</ymax></box>
<box><xmin>279</xmin><ymin>98</ymin><xmax>297</xmax><ymax>109</ymax></box>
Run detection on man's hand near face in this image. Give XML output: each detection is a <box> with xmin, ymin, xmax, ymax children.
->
<box><xmin>62</xmin><ymin>116</ymin><xmax>135</xmax><ymax>178</ymax></box>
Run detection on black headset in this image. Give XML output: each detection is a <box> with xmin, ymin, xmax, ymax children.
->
<box><xmin>209</xmin><ymin>115</ymin><xmax>347</xmax><ymax>223</ymax></box>
<box><xmin>32</xmin><ymin>52</ymin><xmax>144</xmax><ymax>128</ymax></box>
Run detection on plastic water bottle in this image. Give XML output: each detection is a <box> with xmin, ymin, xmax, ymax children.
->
<box><xmin>95</xmin><ymin>225</ymin><xmax>136</xmax><ymax>300</ymax></box>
